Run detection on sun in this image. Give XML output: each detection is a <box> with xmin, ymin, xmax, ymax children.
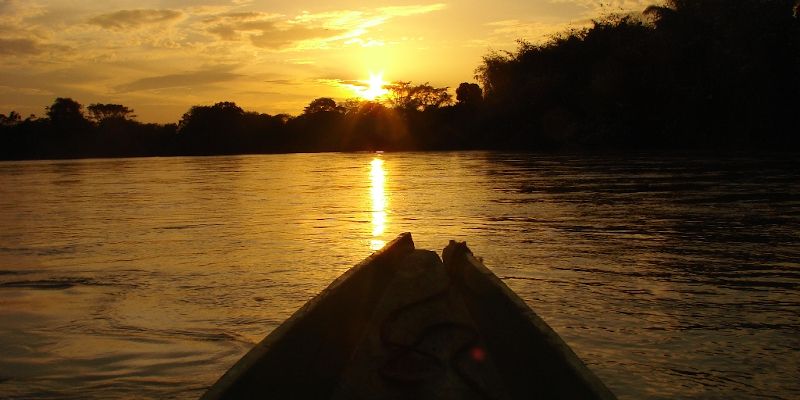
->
<box><xmin>358</xmin><ymin>72</ymin><xmax>389</xmax><ymax>101</ymax></box>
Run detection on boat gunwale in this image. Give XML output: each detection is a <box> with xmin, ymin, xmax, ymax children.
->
<box><xmin>201</xmin><ymin>234</ymin><xmax>617</xmax><ymax>399</ymax></box>
<box><xmin>200</xmin><ymin>232</ymin><xmax>415</xmax><ymax>400</ymax></box>
<box><xmin>443</xmin><ymin>240</ymin><xmax>617</xmax><ymax>400</ymax></box>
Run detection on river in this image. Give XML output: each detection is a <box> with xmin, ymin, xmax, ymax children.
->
<box><xmin>0</xmin><ymin>152</ymin><xmax>798</xmax><ymax>399</ymax></box>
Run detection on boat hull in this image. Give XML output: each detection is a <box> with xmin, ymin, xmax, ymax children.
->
<box><xmin>201</xmin><ymin>233</ymin><xmax>616</xmax><ymax>399</ymax></box>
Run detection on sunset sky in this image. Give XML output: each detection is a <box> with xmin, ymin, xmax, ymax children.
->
<box><xmin>0</xmin><ymin>0</ymin><xmax>650</xmax><ymax>122</ymax></box>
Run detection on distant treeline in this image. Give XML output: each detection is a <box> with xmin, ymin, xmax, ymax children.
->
<box><xmin>1</xmin><ymin>0</ymin><xmax>798</xmax><ymax>160</ymax></box>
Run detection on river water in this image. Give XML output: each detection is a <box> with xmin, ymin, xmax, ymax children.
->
<box><xmin>0</xmin><ymin>152</ymin><xmax>798</xmax><ymax>399</ymax></box>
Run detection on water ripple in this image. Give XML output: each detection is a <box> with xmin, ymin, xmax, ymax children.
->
<box><xmin>0</xmin><ymin>152</ymin><xmax>798</xmax><ymax>400</ymax></box>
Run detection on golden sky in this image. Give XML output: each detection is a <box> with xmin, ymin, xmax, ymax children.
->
<box><xmin>0</xmin><ymin>0</ymin><xmax>650</xmax><ymax>123</ymax></box>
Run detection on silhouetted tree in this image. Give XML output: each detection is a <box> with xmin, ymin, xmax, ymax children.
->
<box><xmin>413</xmin><ymin>83</ymin><xmax>452</xmax><ymax>111</ymax></box>
<box><xmin>340</xmin><ymin>100</ymin><xmax>411</xmax><ymax>150</ymax></box>
<box><xmin>303</xmin><ymin>97</ymin><xmax>341</xmax><ymax>114</ymax></box>
<box><xmin>2</xmin><ymin>0</ymin><xmax>798</xmax><ymax>160</ymax></box>
<box><xmin>474</xmin><ymin>0</ymin><xmax>800</xmax><ymax>149</ymax></box>
<box><xmin>456</xmin><ymin>83</ymin><xmax>482</xmax><ymax>107</ymax></box>
<box><xmin>289</xmin><ymin>98</ymin><xmax>345</xmax><ymax>151</ymax></box>
<box><xmin>385</xmin><ymin>81</ymin><xmax>414</xmax><ymax>110</ymax></box>
<box><xmin>386</xmin><ymin>81</ymin><xmax>452</xmax><ymax>111</ymax></box>
<box><xmin>46</xmin><ymin>97</ymin><xmax>91</xmax><ymax>132</ymax></box>
<box><xmin>178</xmin><ymin>101</ymin><xmax>245</xmax><ymax>133</ymax></box>
<box><xmin>87</xmin><ymin>103</ymin><xmax>136</xmax><ymax>123</ymax></box>
<box><xmin>177</xmin><ymin>101</ymin><xmax>250</xmax><ymax>154</ymax></box>
<box><xmin>0</xmin><ymin>111</ymin><xmax>21</xmax><ymax>126</ymax></box>
<box><xmin>339</xmin><ymin>98</ymin><xmax>364</xmax><ymax>116</ymax></box>
<box><xmin>38</xmin><ymin>97</ymin><xmax>94</xmax><ymax>156</ymax></box>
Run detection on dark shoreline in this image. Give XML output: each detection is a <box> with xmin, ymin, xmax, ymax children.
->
<box><xmin>3</xmin><ymin>0</ymin><xmax>798</xmax><ymax>163</ymax></box>
<box><xmin>2</xmin><ymin>147</ymin><xmax>798</xmax><ymax>164</ymax></box>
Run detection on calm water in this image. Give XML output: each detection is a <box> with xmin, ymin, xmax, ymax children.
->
<box><xmin>0</xmin><ymin>152</ymin><xmax>798</xmax><ymax>399</ymax></box>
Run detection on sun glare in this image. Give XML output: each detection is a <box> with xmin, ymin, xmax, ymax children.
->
<box><xmin>358</xmin><ymin>72</ymin><xmax>389</xmax><ymax>101</ymax></box>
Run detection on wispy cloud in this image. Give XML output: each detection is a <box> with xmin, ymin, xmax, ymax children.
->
<box><xmin>550</xmin><ymin>0</ymin><xmax>651</xmax><ymax>16</ymax></box>
<box><xmin>319</xmin><ymin>77</ymin><xmax>365</xmax><ymax>88</ymax></box>
<box><xmin>0</xmin><ymin>1</ymin><xmax>478</xmax><ymax>121</ymax></box>
<box><xmin>88</xmin><ymin>9</ymin><xmax>185</xmax><ymax>30</ymax></box>
<box><xmin>315</xmin><ymin>73</ymin><xmax>387</xmax><ymax>100</ymax></box>
<box><xmin>0</xmin><ymin>0</ymin><xmax>47</xmax><ymax>22</ymax></box>
<box><xmin>485</xmin><ymin>19</ymin><xmax>586</xmax><ymax>43</ymax></box>
<box><xmin>378</xmin><ymin>4</ymin><xmax>447</xmax><ymax>17</ymax></box>
<box><xmin>203</xmin><ymin>12</ymin><xmax>282</xmax><ymax>41</ymax></box>
<box><xmin>250</xmin><ymin>26</ymin><xmax>337</xmax><ymax>50</ymax></box>
<box><xmin>115</xmin><ymin>66</ymin><xmax>242</xmax><ymax>92</ymax></box>
<box><xmin>478</xmin><ymin>0</ymin><xmax>650</xmax><ymax>45</ymax></box>
<box><xmin>0</xmin><ymin>37</ymin><xmax>44</xmax><ymax>55</ymax></box>
<box><xmin>0</xmin><ymin>0</ymin><xmax>53</xmax><ymax>56</ymax></box>
<box><xmin>198</xmin><ymin>3</ymin><xmax>446</xmax><ymax>51</ymax></box>
<box><xmin>0</xmin><ymin>36</ymin><xmax>73</xmax><ymax>57</ymax></box>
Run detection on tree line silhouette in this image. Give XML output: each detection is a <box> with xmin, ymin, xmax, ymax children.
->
<box><xmin>1</xmin><ymin>0</ymin><xmax>798</xmax><ymax>160</ymax></box>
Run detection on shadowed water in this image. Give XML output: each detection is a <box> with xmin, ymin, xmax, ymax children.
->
<box><xmin>0</xmin><ymin>152</ymin><xmax>798</xmax><ymax>399</ymax></box>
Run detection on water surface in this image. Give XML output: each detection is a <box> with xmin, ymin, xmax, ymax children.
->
<box><xmin>0</xmin><ymin>152</ymin><xmax>798</xmax><ymax>399</ymax></box>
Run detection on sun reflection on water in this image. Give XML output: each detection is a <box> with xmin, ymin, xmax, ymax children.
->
<box><xmin>370</xmin><ymin>157</ymin><xmax>387</xmax><ymax>250</ymax></box>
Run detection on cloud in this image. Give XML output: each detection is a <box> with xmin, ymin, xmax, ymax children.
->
<box><xmin>485</xmin><ymin>19</ymin><xmax>584</xmax><ymax>43</ymax></box>
<box><xmin>88</xmin><ymin>9</ymin><xmax>184</xmax><ymax>30</ymax></box>
<box><xmin>319</xmin><ymin>78</ymin><xmax>364</xmax><ymax>87</ymax></box>
<box><xmin>285</xmin><ymin>58</ymin><xmax>315</xmax><ymax>65</ymax></box>
<box><xmin>0</xmin><ymin>1</ymin><xmax>50</xmax><ymax>51</ymax></box>
<box><xmin>377</xmin><ymin>4</ymin><xmax>447</xmax><ymax>17</ymax></box>
<box><xmin>550</xmin><ymin>0</ymin><xmax>651</xmax><ymax>16</ymax></box>
<box><xmin>204</xmin><ymin>11</ymin><xmax>268</xmax><ymax>23</ymax></box>
<box><xmin>202</xmin><ymin>12</ymin><xmax>282</xmax><ymax>41</ymax></box>
<box><xmin>0</xmin><ymin>0</ymin><xmax>46</xmax><ymax>21</ymax></box>
<box><xmin>0</xmin><ymin>84</ymin><xmax>50</xmax><ymax>94</ymax></box>
<box><xmin>0</xmin><ymin>2</ymin><xmax>453</xmax><ymax>121</ymax></box>
<box><xmin>250</xmin><ymin>26</ymin><xmax>339</xmax><ymax>49</ymax></box>
<box><xmin>316</xmin><ymin>78</ymin><xmax>360</xmax><ymax>95</ymax></box>
<box><xmin>315</xmin><ymin>75</ymin><xmax>378</xmax><ymax>99</ymax></box>
<box><xmin>264</xmin><ymin>79</ymin><xmax>295</xmax><ymax>85</ymax></box>
<box><xmin>0</xmin><ymin>35</ymin><xmax>71</xmax><ymax>56</ymax></box>
<box><xmin>344</xmin><ymin>37</ymin><xmax>385</xmax><ymax>47</ymax></box>
<box><xmin>201</xmin><ymin>11</ymin><xmax>341</xmax><ymax>49</ymax></box>
<box><xmin>115</xmin><ymin>66</ymin><xmax>242</xmax><ymax>92</ymax></box>
<box><xmin>479</xmin><ymin>0</ymin><xmax>651</xmax><ymax>45</ymax></box>
<box><xmin>199</xmin><ymin>3</ymin><xmax>446</xmax><ymax>51</ymax></box>
<box><xmin>0</xmin><ymin>37</ymin><xmax>43</xmax><ymax>55</ymax></box>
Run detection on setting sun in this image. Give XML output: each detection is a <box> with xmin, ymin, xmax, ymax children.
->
<box><xmin>357</xmin><ymin>72</ymin><xmax>389</xmax><ymax>101</ymax></box>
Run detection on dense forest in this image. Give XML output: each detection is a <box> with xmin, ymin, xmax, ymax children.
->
<box><xmin>1</xmin><ymin>0</ymin><xmax>798</xmax><ymax>160</ymax></box>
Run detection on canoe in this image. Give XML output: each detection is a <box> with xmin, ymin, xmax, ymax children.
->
<box><xmin>201</xmin><ymin>233</ymin><xmax>617</xmax><ymax>399</ymax></box>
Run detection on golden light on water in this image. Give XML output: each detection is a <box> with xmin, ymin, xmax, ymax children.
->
<box><xmin>370</xmin><ymin>157</ymin><xmax>387</xmax><ymax>250</ymax></box>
